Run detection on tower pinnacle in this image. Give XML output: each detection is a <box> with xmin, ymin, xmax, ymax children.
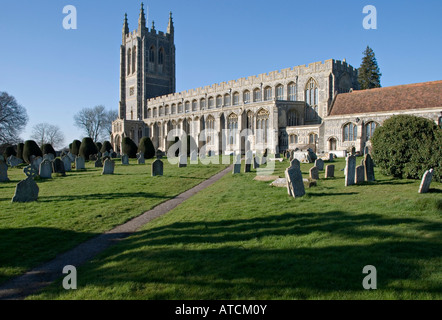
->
<box><xmin>122</xmin><ymin>13</ymin><xmax>129</xmax><ymax>37</ymax></box>
<box><xmin>138</xmin><ymin>2</ymin><xmax>146</xmax><ymax>29</ymax></box>
<box><xmin>167</xmin><ymin>11</ymin><xmax>174</xmax><ymax>35</ymax></box>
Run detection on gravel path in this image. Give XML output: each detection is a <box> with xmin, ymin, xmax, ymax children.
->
<box><xmin>0</xmin><ymin>164</ymin><xmax>233</xmax><ymax>300</ymax></box>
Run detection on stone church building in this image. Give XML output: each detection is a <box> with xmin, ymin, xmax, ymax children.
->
<box><xmin>111</xmin><ymin>5</ymin><xmax>442</xmax><ymax>156</ymax></box>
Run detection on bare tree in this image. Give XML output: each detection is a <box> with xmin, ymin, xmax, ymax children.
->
<box><xmin>0</xmin><ymin>92</ymin><xmax>28</xmax><ymax>144</ymax></box>
<box><xmin>104</xmin><ymin>109</ymin><xmax>118</xmax><ymax>138</ymax></box>
<box><xmin>31</xmin><ymin>123</ymin><xmax>65</xmax><ymax>149</ymax></box>
<box><xmin>74</xmin><ymin>105</ymin><xmax>117</xmax><ymax>142</ymax></box>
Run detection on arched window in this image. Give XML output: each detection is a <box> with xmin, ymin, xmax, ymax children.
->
<box><xmin>232</xmin><ymin>92</ymin><xmax>239</xmax><ymax>106</ymax></box>
<box><xmin>158</xmin><ymin>48</ymin><xmax>164</xmax><ymax>65</ymax></box>
<box><xmin>200</xmin><ymin>98</ymin><xmax>206</xmax><ymax>109</ymax></box>
<box><xmin>329</xmin><ymin>138</ymin><xmax>337</xmax><ymax>151</ymax></box>
<box><xmin>309</xmin><ymin>133</ymin><xmax>318</xmax><ymax>144</ymax></box>
<box><xmin>132</xmin><ymin>46</ymin><xmax>136</xmax><ymax>74</ymax></box>
<box><xmin>276</xmin><ymin>85</ymin><xmax>284</xmax><ymax>100</ymax></box>
<box><xmin>185</xmin><ymin>101</ymin><xmax>190</xmax><ymax>113</ymax></box>
<box><xmin>206</xmin><ymin>115</ymin><xmax>215</xmax><ymax>145</ymax></box>
<box><xmin>149</xmin><ymin>46</ymin><xmax>155</xmax><ymax>63</ymax></box>
<box><xmin>178</xmin><ymin>102</ymin><xmax>183</xmax><ymax>113</ymax></box>
<box><xmin>287</xmin><ymin>110</ymin><xmax>298</xmax><ymax>126</ymax></box>
<box><xmin>153</xmin><ymin>107</ymin><xmax>157</xmax><ymax>118</ymax></box>
<box><xmin>192</xmin><ymin>100</ymin><xmax>197</xmax><ymax>111</ymax></box>
<box><xmin>289</xmin><ymin>134</ymin><xmax>298</xmax><ymax>144</ymax></box>
<box><xmin>305</xmin><ymin>78</ymin><xmax>319</xmax><ymax>120</ymax></box>
<box><xmin>224</xmin><ymin>93</ymin><xmax>231</xmax><ymax>106</ymax></box>
<box><xmin>127</xmin><ymin>48</ymin><xmax>131</xmax><ymax>75</ymax></box>
<box><xmin>165</xmin><ymin>105</ymin><xmax>169</xmax><ymax>115</ymax></box>
<box><xmin>228</xmin><ymin>113</ymin><xmax>238</xmax><ymax>145</ymax></box>
<box><xmin>288</xmin><ymin>82</ymin><xmax>297</xmax><ymax>101</ymax></box>
<box><xmin>256</xmin><ymin>109</ymin><xmax>270</xmax><ymax>144</ymax></box>
<box><xmin>253</xmin><ymin>88</ymin><xmax>261</xmax><ymax>102</ymax></box>
<box><xmin>343</xmin><ymin>123</ymin><xmax>358</xmax><ymax>141</ymax></box>
<box><xmin>264</xmin><ymin>86</ymin><xmax>272</xmax><ymax>101</ymax></box>
<box><xmin>147</xmin><ymin>108</ymin><xmax>152</xmax><ymax>118</ymax></box>
<box><xmin>171</xmin><ymin>104</ymin><xmax>176</xmax><ymax>114</ymax></box>
<box><xmin>246</xmin><ymin>111</ymin><xmax>254</xmax><ymax>133</ymax></box>
<box><xmin>243</xmin><ymin>90</ymin><xmax>250</xmax><ymax>104</ymax></box>
<box><xmin>159</xmin><ymin>106</ymin><xmax>163</xmax><ymax>116</ymax></box>
<box><xmin>208</xmin><ymin>96</ymin><xmax>214</xmax><ymax>109</ymax></box>
<box><xmin>365</xmin><ymin>121</ymin><xmax>378</xmax><ymax>140</ymax></box>
<box><xmin>216</xmin><ymin>95</ymin><xmax>222</xmax><ymax>108</ymax></box>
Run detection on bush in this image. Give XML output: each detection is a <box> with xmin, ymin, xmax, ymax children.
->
<box><xmin>3</xmin><ymin>145</ymin><xmax>16</xmax><ymax>159</ymax></box>
<box><xmin>95</xmin><ymin>142</ymin><xmax>103</xmax><ymax>153</ymax></box>
<box><xmin>372</xmin><ymin>115</ymin><xmax>442</xmax><ymax>182</ymax></box>
<box><xmin>79</xmin><ymin>137</ymin><xmax>98</xmax><ymax>160</ymax></box>
<box><xmin>122</xmin><ymin>137</ymin><xmax>138</xmax><ymax>158</ymax></box>
<box><xmin>23</xmin><ymin>140</ymin><xmax>43</xmax><ymax>164</ymax></box>
<box><xmin>42</xmin><ymin>143</ymin><xmax>56</xmax><ymax>157</ymax></box>
<box><xmin>101</xmin><ymin>141</ymin><xmax>112</xmax><ymax>153</ymax></box>
<box><xmin>138</xmin><ymin>137</ymin><xmax>155</xmax><ymax>159</ymax></box>
<box><xmin>16</xmin><ymin>143</ymin><xmax>24</xmax><ymax>160</ymax></box>
<box><xmin>70</xmin><ymin>140</ymin><xmax>82</xmax><ymax>156</ymax></box>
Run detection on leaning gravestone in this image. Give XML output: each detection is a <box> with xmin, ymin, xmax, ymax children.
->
<box><xmin>67</xmin><ymin>152</ymin><xmax>76</xmax><ymax>163</ymax></box>
<box><xmin>12</xmin><ymin>165</ymin><xmax>39</xmax><ymax>203</ymax></box>
<box><xmin>62</xmin><ymin>156</ymin><xmax>72</xmax><ymax>172</ymax></box>
<box><xmin>7</xmin><ymin>155</ymin><xmax>23</xmax><ymax>167</ymax></box>
<box><xmin>289</xmin><ymin>158</ymin><xmax>301</xmax><ymax>170</ymax></box>
<box><xmin>315</xmin><ymin>159</ymin><xmax>324</xmax><ymax>171</ymax></box>
<box><xmin>0</xmin><ymin>161</ymin><xmax>9</xmax><ymax>182</ymax></box>
<box><xmin>285</xmin><ymin>162</ymin><xmax>305</xmax><ymax>198</ymax></box>
<box><xmin>75</xmin><ymin>156</ymin><xmax>86</xmax><ymax>170</ymax></box>
<box><xmin>345</xmin><ymin>155</ymin><xmax>356</xmax><ymax>186</ymax></box>
<box><xmin>94</xmin><ymin>158</ymin><xmax>103</xmax><ymax>168</ymax></box>
<box><xmin>152</xmin><ymin>159</ymin><xmax>163</xmax><ymax>176</ymax></box>
<box><xmin>309</xmin><ymin>166</ymin><xmax>319</xmax><ymax>180</ymax></box>
<box><xmin>418</xmin><ymin>169</ymin><xmax>434</xmax><ymax>194</ymax></box>
<box><xmin>121</xmin><ymin>154</ymin><xmax>129</xmax><ymax>165</ymax></box>
<box><xmin>137</xmin><ymin>152</ymin><xmax>145</xmax><ymax>165</ymax></box>
<box><xmin>244</xmin><ymin>150</ymin><xmax>253</xmax><ymax>173</ymax></box>
<box><xmin>52</xmin><ymin>158</ymin><xmax>66</xmax><ymax>176</ymax></box>
<box><xmin>355</xmin><ymin>165</ymin><xmax>365</xmax><ymax>184</ymax></box>
<box><xmin>307</xmin><ymin>148</ymin><xmax>317</xmax><ymax>163</ymax></box>
<box><xmin>362</xmin><ymin>154</ymin><xmax>375</xmax><ymax>181</ymax></box>
<box><xmin>102</xmin><ymin>159</ymin><xmax>115</xmax><ymax>175</ymax></box>
<box><xmin>325</xmin><ymin>165</ymin><xmax>335</xmax><ymax>178</ymax></box>
<box><xmin>39</xmin><ymin>159</ymin><xmax>52</xmax><ymax>179</ymax></box>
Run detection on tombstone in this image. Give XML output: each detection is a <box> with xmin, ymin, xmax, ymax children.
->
<box><xmin>62</xmin><ymin>156</ymin><xmax>72</xmax><ymax>172</ymax></box>
<box><xmin>289</xmin><ymin>158</ymin><xmax>301</xmax><ymax>170</ymax></box>
<box><xmin>67</xmin><ymin>152</ymin><xmax>76</xmax><ymax>163</ymax></box>
<box><xmin>355</xmin><ymin>165</ymin><xmax>365</xmax><ymax>184</ymax></box>
<box><xmin>12</xmin><ymin>165</ymin><xmax>39</xmax><ymax>203</ymax></box>
<box><xmin>7</xmin><ymin>155</ymin><xmax>24</xmax><ymax>167</ymax></box>
<box><xmin>178</xmin><ymin>154</ymin><xmax>187</xmax><ymax>167</ymax></box>
<box><xmin>89</xmin><ymin>154</ymin><xmax>97</xmax><ymax>161</ymax></box>
<box><xmin>345</xmin><ymin>155</ymin><xmax>356</xmax><ymax>186</ymax></box>
<box><xmin>315</xmin><ymin>159</ymin><xmax>324</xmax><ymax>171</ymax></box>
<box><xmin>328</xmin><ymin>153</ymin><xmax>334</xmax><ymax>162</ymax></box>
<box><xmin>52</xmin><ymin>158</ymin><xmax>66</xmax><ymax>176</ymax></box>
<box><xmin>307</xmin><ymin>148</ymin><xmax>317</xmax><ymax>163</ymax></box>
<box><xmin>244</xmin><ymin>150</ymin><xmax>253</xmax><ymax>173</ymax></box>
<box><xmin>102</xmin><ymin>159</ymin><xmax>115</xmax><ymax>175</ymax></box>
<box><xmin>309</xmin><ymin>166</ymin><xmax>319</xmax><ymax>180</ymax></box>
<box><xmin>351</xmin><ymin>147</ymin><xmax>356</xmax><ymax>156</ymax></box>
<box><xmin>418</xmin><ymin>169</ymin><xmax>434</xmax><ymax>194</ymax></box>
<box><xmin>233</xmin><ymin>163</ymin><xmax>241</xmax><ymax>174</ymax></box>
<box><xmin>121</xmin><ymin>154</ymin><xmax>129</xmax><ymax>165</ymax></box>
<box><xmin>253</xmin><ymin>156</ymin><xmax>260</xmax><ymax>170</ymax></box>
<box><xmin>31</xmin><ymin>156</ymin><xmax>43</xmax><ymax>172</ymax></box>
<box><xmin>362</xmin><ymin>154</ymin><xmax>375</xmax><ymax>182</ymax></box>
<box><xmin>0</xmin><ymin>161</ymin><xmax>9</xmax><ymax>182</ymax></box>
<box><xmin>156</xmin><ymin>149</ymin><xmax>163</xmax><ymax>160</ymax></box>
<box><xmin>190</xmin><ymin>150</ymin><xmax>198</xmax><ymax>163</ymax></box>
<box><xmin>43</xmin><ymin>153</ymin><xmax>55</xmax><ymax>161</ymax></box>
<box><xmin>137</xmin><ymin>152</ymin><xmax>145</xmax><ymax>165</ymax></box>
<box><xmin>152</xmin><ymin>159</ymin><xmax>163</xmax><ymax>176</ymax></box>
<box><xmin>113</xmin><ymin>152</ymin><xmax>119</xmax><ymax>158</ymax></box>
<box><xmin>39</xmin><ymin>159</ymin><xmax>52</xmax><ymax>179</ymax></box>
<box><xmin>94</xmin><ymin>158</ymin><xmax>103</xmax><ymax>168</ymax></box>
<box><xmin>102</xmin><ymin>151</ymin><xmax>110</xmax><ymax>158</ymax></box>
<box><xmin>285</xmin><ymin>164</ymin><xmax>305</xmax><ymax>198</ymax></box>
<box><xmin>325</xmin><ymin>165</ymin><xmax>335</xmax><ymax>179</ymax></box>
<box><xmin>75</xmin><ymin>156</ymin><xmax>86</xmax><ymax>170</ymax></box>
<box><xmin>97</xmin><ymin>151</ymin><xmax>102</xmax><ymax>159</ymax></box>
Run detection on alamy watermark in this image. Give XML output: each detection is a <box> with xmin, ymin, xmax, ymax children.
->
<box><xmin>362</xmin><ymin>265</ymin><xmax>377</xmax><ymax>289</ymax></box>
<box><xmin>63</xmin><ymin>5</ymin><xmax>77</xmax><ymax>30</ymax></box>
<box><xmin>362</xmin><ymin>5</ymin><xmax>377</xmax><ymax>30</ymax></box>
<box><xmin>62</xmin><ymin>265</ymin><xmax>77</xmax><ymax>290</ymax></box>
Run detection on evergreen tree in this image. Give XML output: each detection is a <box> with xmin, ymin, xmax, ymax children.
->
<box><xmin>358</xmin><ymin>46</ymin><xmax>382</xmax><ymax>90</ymax></box>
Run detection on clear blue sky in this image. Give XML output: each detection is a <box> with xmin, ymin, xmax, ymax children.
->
<box><xmin>1</xmin><ymin>0</ymin><xmax>441</xmax><ymax>147</ymax></box>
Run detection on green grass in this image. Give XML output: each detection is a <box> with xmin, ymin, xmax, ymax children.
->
<box><xmin>0</xmin><ymin>158</ymin><xmax>229</xmax><ymax>284</ymax></box>
<box><xmin>27</xmin><ymin>158</ymin><xmax>442</xmax><ymax>300</ymax></box>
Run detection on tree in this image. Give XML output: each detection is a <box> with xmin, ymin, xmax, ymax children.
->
<box><xmin>74</xmin><ymin>105</ymin><xmax>118</xmax><ymax>142</ymax></box>
<box><xmin>3</xmin><ymin>145</ymin><xmax>16</xmax><ymax>159</ymax></box>
<box><xmin>23</xmin><ymin>140</ymin><xmax>43</xmax><ymax>164</ymax></box>
<box><xmin>358</xmin><ymin>46</ymin><xmax>382</xmax><ymax>90</ymax></box>
<box><xmin>101</xmin><ymin>141</ymin><xmax>112</xmax><ymax>153</ymax></box>
<box><xmin>30</xmin><ymin>123</ymin><xmax>65</xmax><ymax>149</ymax></box>
<box><xmin>0</xmin><ymin>92</ymin><xmax>28</xmax><ymax>144</ymax></box>
<box><xmin>42</xmin><ymin>144</ymin><xmax>56</xmax><ymax>157</ymax></box>
<box><xmin>79</xmin><ymin>137</ymin><xmax>98</xmax><ymax>160</ymax></box>
<box><xmin>70</xmin><ymin>139</ymin><xmax>82</xmax><ymax>156</ymax></box>
<box><xmin>16</xmin><ymin>142</ymin><xmax>25</xmax><ymax>160</ymax></box>
<box><xmin>122</xmin><ymin>137</ymin><xmax>138</xmax><ymax>158</ymax></box>
<box><xmin>138</xmin><ymin>137</ymin><xmax>155</xmax><ymax>159</ymax></box>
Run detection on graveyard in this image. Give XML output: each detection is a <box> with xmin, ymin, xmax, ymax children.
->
<box><xmin>1</xmin><ymin>155</ymin><xmax>440</xmax><ymax>299</ymax></box>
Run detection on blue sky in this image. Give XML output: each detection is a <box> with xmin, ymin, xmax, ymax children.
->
<box><xmin>0</xmin><ymin>0</ymin><xmax>441</xmax><ymax>147</ymax></box>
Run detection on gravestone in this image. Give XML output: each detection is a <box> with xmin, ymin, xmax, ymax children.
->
<box><xmin>345</xmin><ymin>155</ymin><xmax>356</xmax><ymax>186</ymax></box>
<box><xmin>325</xmin><ymin>165</ymin><xmax>335</xmax><ymax>179</ymax></box>
<box><xmin>233</xmin><ymin>154</ymin><xmax>241</xmax><ymax>174</ymax></box>
<box><xmin>152</xmin><ymin>159</ymin><xmax>163</xmax><ymax>176</ymax></box>
<box><xmin>12</xmin><ymin>165</ymin><xmax>39</xmax><ymax>202</ymax></box>
<box><xmin>364</xmin><ymin>146</ymin><xmax>369</xmax><ymax>155</ymax></box>
<box><xmin>289</xmin><ymin>158</ymin><xmax>301</xmax><ymax>169</ymax></box>
<box><xmin>52</xmin><ymin>158</ymin><xmax>66</xmax><ymax>176</ymax></box>
<box><xmin>244</xmin><ymin>151</ymin><xmax>253</xmax><ymax>173</ymax></box>
<box><xmin>309</xmin><ymin>166</ymin><xmax>319</xmax><ymax>180</ymax></box>
<box><xmin>62</xmin><ymin>156</ymin><xmax>72</xmax><ymax>172</ymax></box>
<box><xmin>355</xmin><ymin>165</ymin><xmax>365</xmax><ymax>184</ymax></box>
<box><xmin>285</xmin><ymin>164</ymin><xmax>305</xmax><ymax>198</ymax></box>
<box><xmin>328</xmin><ymin>153</ymin><xmax>334</xmax><ymax>162</ymax></box>
<box><xmin>102</xmin><ymin>151</ymin><xmax>110</xmax><ymax>158</ymax></box>
<box><xmin>121</xmin><ymin>154</ymin><xmax>129</xmax><ymax>165</ymax></box>
<box><xmin>351</xmin><ymin>147</ymin><xmax>356</xmax><ymax>156</ymax></box>
<box><xmin>156</xmin><ymin>150</ymin><xmax>163</xmax><ymax>160</ymax></box>
<box><xmin>418</xmin><ymin>169</ymin><xmax>434</xmax><ymax>194</ymax></box>
<box><xmin>253</xmin><ymin>156</ymin><xmax>260</xmax><ymax>169</ymax></box>
<box><xmin>75</xmin><ymin>156</ymin><xmax>85</xmax><ymax>170</ymax></box>
<box><xmin>307</xmin><ymin>148</ymin><xmax>317</xmax><ymax>163</ymax></box>
<box><xmin>190</xmin><ymin>150</ymin><xmax>198</xmax><ymax>163</ymax></box>
<box><xmin>39</xmin><ymin>159</ymin><xmax>52</xmax><ymax>179</ymax></box>
<box><xmin>7</xmin><ymin>155</ymin><xmax>23</xmax><ymax>167</ymax></box>
<box><xmin>31</xmin><ymin>156</ymin><xmax>43</xmax><ymax>172</ymax></box>
<box><xmin>67</xmin><ymin>152</ymin><xmax>76</xmax><ymax>163</ymax></box>
<box><xmin>362</xmin><ymin>154</ymin><xmax>375</xmax><ymax>181</ymax></box>
<box><xmin>178</xmin><ymin>154</ymin><xmax>187</xmax><ymax>167</ymax></box>
<box><xmin>315</xmin><ymin>159</ymin><xmax>324</xmax><ymax>171</ymax></box>
<box><xmin>0</xmin><ymin>161</ymin><xmax>9</xmax><ymax>182</ymax></box>
<box><xmin>102</xmin><ymin>159</ymin><xmax>115</xmax><ymax>175</ymax></box>
<box><xmin>137</xmin><ymin>152</ymin><xmax>145</xmax><ymax>165</ymax></box>
<box><xmin>43</xmin><ymin>153</ymin><xmax>55</xmax><ymax>161</ymax></box>
<box><xmin>94</xmin><ymin>158</ymin><xmax>103</xmax><ymax>168</ymax></box>
<box><xmin>261</xmin><ymin>150</ymin><xmax>267</xmax><ymax>165</ymax></box>
<box><xmin>113</xmin><ymin>152</ymin><xmax>119</xmax><ymax>158</ymax></box>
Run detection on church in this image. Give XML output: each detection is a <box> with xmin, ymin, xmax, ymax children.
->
<box><xmin>111</xmin><ymin>4</ymin><xmax>442</xmax><ymax>157</ymax></box>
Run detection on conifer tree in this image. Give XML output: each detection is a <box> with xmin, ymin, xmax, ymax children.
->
<box><xmin>358</xmin><ymin>46</ymin><xmax>382</xmax><ymax>90</ymax></box>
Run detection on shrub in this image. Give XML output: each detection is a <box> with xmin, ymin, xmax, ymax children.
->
<box><xmin>95</xmin><ymin>142</ymin><xmax>103</xmax><ymax>153</ymax></box>
<box><xmin>101</xmin><ymin>141</ymin><xmax>112</xmax><ymax>153</ymax></box>
<box><xmin>23</xmin><ymin>140</ymin><xmax>43</xmax><ymax>164</ymax></box>
<box><xmin>70</xmin><ymin>140</ymin><xmax>82</xmax><ymax>156</ymax></box>
<box><xmin>3</xmin><ymin>145</ymin><xmax>16</xmax><ymax>159</ymax></box>
<box><xmin>42</xmin><ymin>144</ymin><xmax>56</xmax><ymax>157</ymax></box>
<box><xmin>371</xmin><ymin>115</ymin><xmax>441</xmax><ymax>182</ymax></box>
<box><xmin>138</xmin><ymin>137</ymin><xmax>155</xmax><ymax>159</ymax></box>
<box><xmin>16</xmin><ymin>143</ymin><xmax>24</xmax><ymax>160</ymax></box>
<box><xmin>122</xmin><ymin>137</ymin><xmax>138</xmax><ymax>158</ymax></box>
<box><xmin>79</xmin><ymin>137</ymin><xmax>98</xmax><ymax>160</ymax></box>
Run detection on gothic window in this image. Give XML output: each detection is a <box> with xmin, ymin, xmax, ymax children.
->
<box><xmin>343</xmin><ymin>123</ymin><xmax>357</xmax><ymax>141</ymax></box>
<box><xmin>127</xmin><ymin>48</ymin><xmax>131</xmax><ymax>75</ymax></box>
<box><xmin>287</xmin><ymin>110</ymin><xmax>298</xmax><ymax>126</ymax></box>
<box><xmin>305</xmin><ymin>78</ymin><xmax>319</xmax><ymax>120</ymax></box>
<box><xmin>246</xmin><ymin>111</ymin><xmax>254</xmax><ymax>133</ymax></box>
<box><xmin>171</xmin><ymin>104</ymin><xmax>176</xmax><ymax>114</ymax></box>
<box><xmin>159</xmin><ymin>106</ymin><xmax>163</xmax><ymax>116</ymax></box>
<box><xmin>224</xmin><ymin>93</ymin><xmax>231</xmax><ymax>107</ymax></box>
<box><xmin>185</xmin><ymin>101</ymin><xmax>190</xmax><ymax>113</ymax></box>
<box><xmin>216</xmin><ymin>95</ymin><xmax>222</xmax><ymax>108</ymax></box>
<box><xmin>309</xmin><ymin>133</ymin><xmax>318</xmax><ymax>144</ymax></box>
<box><xmin>158</xmin><ymin>48</ymin><xmax>164</xmax><ymax>65</ymax></box>
<box><xmin>253</xmin><ymin>88</ymin><xmax>261</xmax><ymax>102</ymax></box>
<box><xmin>365</xmin><ymin>121</ymin><xmax>378</xmax><ymax>140</ymax></box>
<box><xmin>233</xmin><ymin>92</ymin><xmax>239</xmax><ymax>106</ymax></box>
<box><xmin>329</xmin><ymin>138</ymin><xmax>337</xmax><ymax>151</ymax></box>
<box><xmin>192</xmin><ymin>100</ymin><xmax>197</xmax><ymax>111</ymax></box>
<box><xmin>276</xmin><ymin>85</ymin><xmax>284</xmax><ymax>100</ymax></box>
<box><xmin>200</xmin><ymin>98</ymin><xmax>206</xmax><ymax>109</ymax></box>
<box><xmin>228</xmin><ymin>113</ymin><xmax>238</xmax><ymax>145</ymax></box>
<box><xmin>243</xmin><ymin>90</ymin><xmax>250</xmax><ymax>104</ymax></box>
<box><xmin>289</xmin><ymin>134</ymin><xmax>298</xmax><ymax>144</ymax></box>
<box><xmin>256</xmin><ymin>109</ymin><xmax>270</xmax><ymax>144</ymax></box>
<box><xmin>264</xmin><ymin>86</ymin><xmax>272</xmax><ymax>101</ymax></box>
<box><xmin>206</xmin><ymin>115</ymin><xmax>215</xmax><ymax>145</ymax></box>
<box><xmin>178</xmin><ymin>102</ymin><xmax>183</xmax><ymax>113</ymax></box>
<box><xmin>153</xmin><ymin>108</ymin><xmax>157</xmax><ymax>118</ymax></box>
<box><xmin>208</xmin><ymin>97</ymin><xmax>214</xmax><ymax>109</ymax></box>
<box><xmin>147</xmin><ymin>109</ymin><xmax>151</xmax><ymax>118</ymax></box>
<box><xmin>149</xmin><ymin>46</ymin><xmax>155</xmax><ymax>63</ymax></box>
<box><xmin>288</xmin><ymin>82</ymin><xmax>297</xmax><ymax>101</ymax></box>
<box><xmin>165</xmin><ymin>105</ymin><xmax>169</xmax><ymax>115</ymax></box>
<box><xmin>132</xmin><ymin>46</ymin><xmax>136</xmax><ymax>74</ymax></box>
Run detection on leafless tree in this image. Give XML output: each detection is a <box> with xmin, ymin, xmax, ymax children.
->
<box><xmin>31</xmin><ymin>123</ymin><xmax>65</xmax><ymax>149</ymax></box>
<box><xmin>74</xmin><ymin>105</ymin><xmax>117</xmax><ymax>142</ymax></box>
<box><xmin>0</xmin><ymin>92</ymin><xmax>28</xmax><ymax>144</ymax></box>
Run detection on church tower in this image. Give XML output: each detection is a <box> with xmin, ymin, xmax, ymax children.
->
<box><xmin>119</xmin><ymin>3</ymin><xmax>176</xmax><ymax>120</ymax></box>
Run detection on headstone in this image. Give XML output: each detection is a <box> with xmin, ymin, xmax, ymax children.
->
<box><xmin>7</xmin><ymin>155</ymin><xmax>23</xmax><ymax>167</ymax></box>
<box><xmin>67</xmin><ymin>152</ymin><xmax>76</xmax><ymax>163</ymax></box>
<box><xmin>289</xmin><ymin>158</ymin><xmax>301</xmax><ymax>169</ymax></box>
<box><xmin>309</xmin><ymin>166</ymin><xmax>319</xmax><ymax>180</ymax></box>
<box><xmin>102</xmin><ymin>151</ymin><xmax>110</xmax><ymax>158</ymax></box>
<box><xmin>244</xmin><ymin>150</ymin><xmax>253</xmax><ymax>173</ymax></box>
<box><xmin>39</xmin><ymin>159</ymin><xmax>52</xmax><ymax>179</ymax></box>
<box><xmin>325</xmin><ymin>165</ymin><xmax>335</xmax><ymax>178</ymax></box>
<box><xmin>94</xmin><ymin>158</ymin><xmax>103</xmax><ymax>168</ymax></box>
<box><xmin>75</xmin><ymin>156</ymin><xmax>86</xmax><ymax>170</ymax></box>
<box><xmin>307</xmin><ymin>148</ymin><xmax>317</xmax><ymax>163</ymax></box>
<box><xmin>364</xmin><ymin>146</ymin><xmax>369</xmax><ymax>155</ymax></box>
<box><xmin>12</xmin><ymin>165</ymin><xmax>39</xmax><ymax>203</ymax></box>
<box><xmin>253</xmin><ymin>156</ymin><xmax>260</xmax><ymax>169</ymax></box>
<box><xmin>345</xmin><ymin>155</ymin><xmax>356</xmax><ymax>186</ymax></box>
<box><xmin>362</xmin><ymin>154</ymin><xmax>375</xmax><ymax>181</ymax></box>
<box><xmin>89</xmin><ymin>154</ymin><xmax>97</xmax><ymax>161</ymax></box>
<box><xmin>52</xmin><ymin>158</ymin><xmax>66</xmax><ymax>176</ymax></box>
<box><xmin>121</xmin><ymin>154</ymin><xmax>129</xmax><ymax>165</ymax></box>
<box><xmin>190</xmin><ymin>150</ymin><xmax>198</xmax><ymax>163</ymax></box>
<box><xmin>62</xmin><ymin>156</ymin><xmax>72</xmax><ymax>172</ymax></box>
<box><xmin>152</xmin><ymin>159</ymin><xmax>163</xmax><ymax>176</ymax></box>
<box><xmin>178</xmin><ymin>154</ymin><xmax>187</xmax><ymax>167</ymax></box>
<box><xmin>102</xmin><ymin>159</ymin><xmax>115</xmax><ymax>175</ymax></box>
<box><xmin>137</xmin><ymin>152</ymin><xmax>145</xmax><ymax>164</ymax></box>
<box><xmin>0</xmin><ymin>161</ymin><xmax>9</xmax><ymax>182</ymax></box>
<box><xmin>233</xmin><ymin>154</ymin><xmax>241</xmax><ymax>174</ymax></box>
<box><xmin>315</xmin><ymin>159</ymin><xmax>324</xmax><ymax>171</ymax></box>
<box><xmin>286</xmin><ymin>151</ymin><xmax>291</xmax><ymax>159</ymax></box>
<box><xmin>43</xmin><ymin>153</ymin><xmax>55</xmax><ymax>161</ymax></box>
<box><xmin>285</xmin><ymin>164</ymin><xmax>305</xmax><ymax>198</ymax></box>
<box><xmin>156</xmin><ymin>149</ymin><xmax>163</xmax><ymax>160</ymax></box>
<box><xmin>113</xmin><ymin>152</ymin><xmax>119</xmax><ymax>158</ymax></box>
<box><xmin>261</xmin><ymin>150</ymin><xmax>267</xmax><ymax>165</ymax></box>
<box><xmin>355</xmin><ymin>165</ymin><xmax>365</xmax><ymax>184</ymax></box>
<box><xmin>31</xmin><ymin>156</ymin><xmax>43</xmax><ymax>172</ymax></box>
<box><xmin>418</xmin><ymin>169</ymin><xmax>434</xmax><ymax>194</ymax></box>
<box><xmin>351</xmin><ymin>147</ymin><xmax>356</xmax><ymax>156</ymax></box>
<box><xmin>328</xmin><ymin>153</ymin><xmax>334</xmax><ymax>162</ymax></box>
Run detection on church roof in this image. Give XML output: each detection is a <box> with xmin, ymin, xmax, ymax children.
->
<box><xmin>329</xmin><ymin>80</ymin><xmax>442</xmax><ymax>116</ymax></box>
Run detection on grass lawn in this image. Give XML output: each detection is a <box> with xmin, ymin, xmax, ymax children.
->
<box><xmin>28</xmin><ymin>157</ymin><xmax>442</xmax><ymax>300</ymax></box>
<box><xmin>0</xmin><ymin>158</ymin><xmax>229</xmax><ymax>285</ymax></box>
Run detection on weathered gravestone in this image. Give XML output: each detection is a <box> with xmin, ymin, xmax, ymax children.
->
<box><xmin>309</xmin><ymin>166</ymin><xmax>319</xmax><ymax>180</ymax></box>
<box><xmin>362</xmin><ymin>154</ymin><xmax>375</xmax><ymax>181</ymax></box>
<box><xmin>244</xmin><ymin>151</ymin><xmax>253</xmax><ymax>173</ymax></box>
<box><xmin>152</xmin><ymin>159</ymin><xmax>163</xmax><ymax>176</ymax></box>
<box><xmin>156</xmin><ymin>150</ymin><xmax>163</xmax><ymax>160</ymax></box>
<box><xmin>261</xmin><ymin>149</ymin><xmax>268</xmax><ymax>165</ymax></box>
<box><xmin>233</xmin><ymin>154</ymin><xmax>241</xmax><ymax>174</ymax></box>
<box><xmin>52</xmin><ymin>158</ymin><xmax>66</xmax><ymax>176</ymax></box>
<box><xmin>137</xmin><ymin>152</ymin><xmax>145</xmax><ymax>164</ymax></box>
<box><xmin>418</xmin><ymin>169</ymin><xmax>434</xmax><ymax>194</ymax></box>
<box><xmin>102</xmin><ymin>151</ymin><xmax>110</xmax><ymax>158</ymax></box>
<box><xmin>67</xmin><ymin>152</ymin><xmax>76</xmax><ymax>163</ymax></box>
<box><xmin>178</xmin><ymin>154</ymin><xmax>187</xmax><ymax>167</ymax></box>
<box><xmin>121</xmin><ymin>154</ymin><xmax>129</xmax><ymax>165</ymax></box>
<box><xmin>12</xmin><ymin>165</ymin><xmax>39</xmax><ymax>203</ymax></box>
<box><xmin>328</xmin><ymin>153</ymin><xmax>334</xmax><ymax>162</ymax></box>
<box><xmin>43</xmin><ymin>153</ymin><xmax>55</xmax><ymax>161</ymax></box>
<box><xmin>355</xmin><ymin>165</ymin><xmax>365</xmax><ymax>184</ymax></box>
<box><xmin>285</xmin><ymin>159</ymin><xmax>305</xmax><ymax>198</ymax></box>
<box><xmin>345</xmin><ymin>155</ymin><xmax>356</xmax><ymax>186</ymax></box>
<box><xmin>190</xmin><ymin>150</ymin><xmax>198</xmax><ymax>163</ymax></box>
<box><xmin>7</xmin><ymin>155</ymin><xmax>23</xmax><ymax>167</ymax></box>
<box><xmin>75</xmin><ymin>156</ymin><xmax>86</xmax><ymax>170</ymax></box>
<box><xmin>307</xmin><ymin>148</ymin><xmax>317</xmax><ymax>163</ymax></box>
<box><xmin>0</xmin><ymin>161</ymin><xmax>9</xmax><ymax>182</ymax></box>
<box><xmin>102</xmin><ymin>159</ymin><xmax>115</xmax><ymax>175</ymax></box>
<box><xmin>31</xmin><ymin>156</ymin><xmax>43</xmax><ymax>172</ymax></box>
<box><xmin>315</xmin><ymin>159</ymin><xmax>324</xmax><ymax>171</ymax></box>
<box><xmin>62</xmin><ymin>156</ymin><xmax>72</xmax><ymax>172</ymax></box>
<box><xmin>94</xmin><ymin>158</ymin><xmax>103</xmax><ymax>168</ymax></box>
<box><xmin>39</xmin><ymin>159</ymin><xmax>52</xmax><ymax>179</ymax></box>
<box><xmin>325</xmin><ymin>164</ymin><xmax>335</xmax><ymax>179</ymax></box>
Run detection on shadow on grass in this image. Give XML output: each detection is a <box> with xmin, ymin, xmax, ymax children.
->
<box><xmin>37</xmin><ymin>192</ymin><xmax>174</xmax><ymax>202</ymax></box>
